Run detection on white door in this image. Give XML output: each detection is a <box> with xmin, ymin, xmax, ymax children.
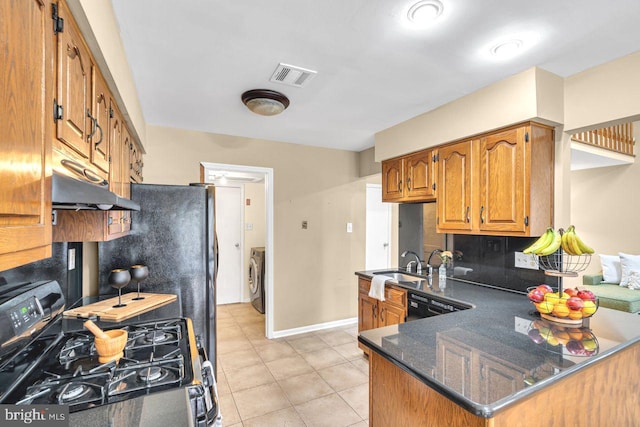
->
<box><xmin>215</xmin><ymin>186</ymin><xmax>243</xmax><ymax>304</ymax></box>
<box><xmin>366</xmin><ymin>184</ymin><xmax>391</xmax><ymax>270</ymax></box>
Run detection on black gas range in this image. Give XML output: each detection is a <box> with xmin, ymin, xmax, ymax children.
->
<box><xmin>0</xmin><ymin>280</ymin><xmax>220</xmax><ymax>426</ymax></box>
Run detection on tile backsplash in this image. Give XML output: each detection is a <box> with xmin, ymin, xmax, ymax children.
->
<box><xmin>450</xmin><ymin>234</ymin><xmax>556</xmax><ymax>294</ymax></box>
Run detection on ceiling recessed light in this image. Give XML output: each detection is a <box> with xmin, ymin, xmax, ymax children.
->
<box><xmin>490</xmin><ymin>39</ymin><xmax>523</xmax><ymax>57</ymax></box>
<box><xmin>407</xmin><ymin>0</ymin><xmax>444</xmax><ymax>26</ymax></box>
<box><xmin>241</xmin><ymin>89</ymin><xmax>290</xmax><ymax>116</ymax></box>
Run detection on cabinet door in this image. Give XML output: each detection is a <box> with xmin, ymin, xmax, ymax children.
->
<box><xmin>120</xmin><ymin>126</ymin><xmax>132</xmax><ymax>234</ymax></box>
<box><xmin>55</xmin><ymin>0</ymin><xmax>91</xmax><ymax>158</ymax></box>
<box><xmin>405</xmin><ymin>150</ymin><xmax>436</xmax><ymax>201</ymax></box>
<box><xmin>379</xmin><ymin>302</ymin><xmax>405</xmax><ymax>327</ymax></box>
<box><xmin>381</xmin><ymin>158</ymin><xmax>404</xmax><ymax>202</ymax></box>
<box><xmin>0</xmin><ymin>0</ymin><xmax>53</xmax><ymax>271</ymax></box>
<box><xmin>90</xmin><ymin>70</ymin><xmax>110</xmax><ymax>173</ymax></box>
<box><xmin>107</xmin><ymin>101</ymin><xmax>124</xmax><ymax>237</ymax></box>
<box><xmin>359</xmin><ymin>293</ymin><xmax>377</xmax><ymax>333</ymax></box>
<box><xmin>479</xmin><ymin>127</ymin><xmax>527</xmax><ymax>233</ymax></box>
<box><xmin>437</xmin><ymin>141</ymin><xmax>473</xmax><ymax>232</ymax></box>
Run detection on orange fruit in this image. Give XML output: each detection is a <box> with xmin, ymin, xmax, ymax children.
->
<box><xmin>568</xmin><ymin>329</ymin><xmax>583</xmax><ymax>340</ymax></box>
<box><xmin>568</xmin><ymin>310</ymin><xmax>583</xmax><ymax>320</ymax></box>
<box><xmin>552</xmin><ymin>304</ymin><xmax>570</xmax><ymax>318</ymax></box>
<box><xmin>554</xmin><ymin>330</ymin><xmax>571</xmax><ymax>345</ymax></box>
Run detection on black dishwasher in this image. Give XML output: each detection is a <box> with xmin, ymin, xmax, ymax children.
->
<box><xmin>407</xmin><ymin>292</ymin><xmax>470</xmax><ymax>321</ymax></box>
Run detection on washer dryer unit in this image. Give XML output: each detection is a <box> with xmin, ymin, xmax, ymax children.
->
<box><xmin>249</xmin><ymin>247</ymin><xmax>266</xmax><ymax>313</ymax></box>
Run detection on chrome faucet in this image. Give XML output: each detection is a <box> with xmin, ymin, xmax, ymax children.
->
<box><xmin>426</xmin><ymin>249</ymin><xmax>443</xmax><ymax>278</ymax></box>
<box><xmin>401</xmin><ymin>250</ymin><xmax>423</xmax><ymax>274</ymax></box>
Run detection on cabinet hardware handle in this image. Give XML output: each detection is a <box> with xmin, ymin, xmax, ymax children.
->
<box><xmin>373</xmin><ymin>304</ymin><xmax>377</xmax><ymax>319</ymax></box>
<box><xmin>466</xmin><ymin>206</ymin><xmax>470</xmax><ymax>223</ymax></box>
<box><xmin>480</xmin><ymin>206</ymin><xmax>485</xmax><ymax>224</ymax></box>
<box><xmin>380</xmin><ymin>308</ymin><xmax>385</xmax><ymax>323</ymax></box>
<box><xmin>94</xmin><ymin>122</ymin><xmax>104</xmax><ymax>147</ymax></box>
<box><xmin>407</xmin><ymin>178</ymin><xmax>411</xmax><ymax>191</ymax></box>
<box><xmin>398</xmin><ymin>180</ymin><xmax>402</xmax><ymax>193</ymax></box>
<box><xmin>87</xmin><ymin>109</ymin><xmax>97</xmax><ymax>139</ymax></box>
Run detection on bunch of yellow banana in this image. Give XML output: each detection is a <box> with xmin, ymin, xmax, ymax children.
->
<box><xmin>561</xmin><ymin>225</ymin><xmax>595</xmax><ymax>255</ymax></box>
<box><xmin>523</xmin><ymin>228</ymin><xmax>562</xmax><ymax>256</ymax></box>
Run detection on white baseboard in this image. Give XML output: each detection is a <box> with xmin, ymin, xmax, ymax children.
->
<box><xmin>272</xmin><ymin>317</ymin><xmax>358</xmax><ymax>339</ymax></box>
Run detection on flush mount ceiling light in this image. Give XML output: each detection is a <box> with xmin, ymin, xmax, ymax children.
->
<box><xmin>241</xmin><ymin>89</ymin><xmax>290</xmax><ymax>116</ymax></box>
<box><xmin>407</xmin><ymin>0</ymin><xmax>444</xmax><ymax>26</ymax></box>
<box><xmin>490</xmin><ymin>39</ymin><xmax>524</xmax><ymax>57</ymax></box>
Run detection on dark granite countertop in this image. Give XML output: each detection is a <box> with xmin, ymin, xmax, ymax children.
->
<box><xmin>356</xmin><ymin>270</ymin><xmax>640</xmax><ymax>418</ymax></box>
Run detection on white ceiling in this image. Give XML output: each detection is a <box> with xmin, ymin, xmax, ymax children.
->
<box><xmin>111</xmin><ymin>0</ymin><xmax>640</xmax><ymax>152</ymax></box>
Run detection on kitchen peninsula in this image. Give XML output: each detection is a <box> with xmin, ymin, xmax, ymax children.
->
<box><xmin>356</xmin><ymin>271</ymin><xmax>640</xmax><ymax>426</ymax></box>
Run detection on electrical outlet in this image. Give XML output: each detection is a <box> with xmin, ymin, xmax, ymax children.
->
<box><xmin>68</xmin><ymin>248</ymin><xmax>76</xmax><ymax>270</ymax></box>
<box><xmin>514</xmin><ymin>316</ymin><xmax>530</xmax><ymax>335</ymax></box>
<box><xmin>346</xmin><ymin>222</ymin><xmax>353</xmax><ymax>233</ymax></box>
<box><xmin>514</xmin><ymin>251</ymin><xmax>538</xmax><ymax>270</ymax></box>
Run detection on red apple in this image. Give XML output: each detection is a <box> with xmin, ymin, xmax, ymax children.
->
<box><xmin>565</xmin><ymin>340</ymin><xmax>585</xmax><ymax>355</ymax></box>
<box><xmin>528</xmin><ymin>329</ymin><xmax>545</xmax><ymax>344</ymax></box>
<box><xmin>536</xmin><ymin>284</ymin><xmax>553</xmax><ymax>295</ymax></box>
<box><xmin>577</xmin><ymin>289</ymin><xmax>596</xmax><ymax>302</ymax></box>
<box><xmin>565</xmin><ymin>287</ymin><xmax>579</xmax><ymax>298</ymax></box>
<box><xmin>528</xmin><ymin>289</ymin><xmax>545</xmax><ymax>303</ymax></box>
<box><xmin>566</xmin><ymin>297</ymin><xmax>585</xmax><ymax>311</ymax></box>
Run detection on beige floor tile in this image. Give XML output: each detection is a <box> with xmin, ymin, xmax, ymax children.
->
<box><xmin>218</xmin><ymin>325</ymin><xmax>245</xmax><ymax>340</ymax></box>
<box><xmin>348</xmin><ymin>421</ymin><xmax>368</xmax><ymax>427</ymax></box>
<box><xmin>317</xmin><ymin>362</ymin><xmax>368</xmax><ymax>392</ymax></box>
<box><xmin>278</xmin><ymin>371</ymin><xmax>334</xmax><ymax>405</ymax></box>
<box><xmin>218</xmin><ymin>336</ymin><xmax>253</xmax><ymax>355</ymax></box>
<box><xmin>333</xmin><ymin>342</ymin><xmax>364</xmax><ymax>361</ymax></box>
<box><xmin>255</xmin><ymin>341</ymin><xmax>298</xmax><ymax>363</ymax></box>
<box><xmin>216</xmin><ymin>369</ymin><xmax>232</xmax><ymax>396</ymax></box>
<box><xmin>233</xmin><ymin>382</ymin><xmax>291</xmax><ymax>420</ymax></box>
<box><xmin>315</xmin><ymin>329</ymin><xmax>356</xmax><ymax>347</ymax></box>
<box><xmin>341</xmin><ymin>324</ymin><xmax>359</xmax><ymax>337</ymax></box>
<box><xmin>225</xmin><ymin>363</ymin><xmax>276</xmax><ymax>393</ymax></box>
<box><xmin>242</xmin><ymin>407</ymin><xmax>305</xmax><ymax>427</ymax></box>
<box><xmin>339</xmin><ymin>383</ymin><xmax>369</xmax><ymax>420</ymax></box>
<box><xmin>300</xmin><ymin>347</ymin><xmax>347</xmax><ymax>370</ymax></box>
<box><xmin>218</xmin><ymin>393</ymin><xmax>241</xmax><ymax>426</ymax></box>
<box><xmin>288</xmin><ymin>335</ymin><xmax>330</xmax><ymax>354</ymax></box>
<box><xmin>295</xmin><ymin>393</ymin><xmax>362</xmax><ymax>427</ymax></box>
<box><xmin>350</xmin><ymin>357</ymin><xmax>370</xmax><ymax>375</ymax></box>
<box><xmin>219</xmin><ymin>348</ymin><xmax>262</xmax><ymax>372</ymax></box>
<box><xmin>266</xmin><ymin>355</ymin><xmax>315</xmax><ymax>380</ymax></box>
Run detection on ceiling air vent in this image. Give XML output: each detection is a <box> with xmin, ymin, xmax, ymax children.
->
<box><xmin>269</xmin><ymin>63</ymin><xmax>317</xmax><ymax>88</ymax></box>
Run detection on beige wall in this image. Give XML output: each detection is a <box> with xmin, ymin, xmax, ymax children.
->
<box><xmin>374</xmin><ymin>67</ymin><xmax>564</xmax><ymax>161</ymax></box>
<box><xmin>144</xmin><ymin>125</ymin><xmax>380</xmax><ymax>331</ymax></box>
<box><xmin>243</xmin><ymin>182</ymin><xmax>266</xmax><ymax>301</ymax></box>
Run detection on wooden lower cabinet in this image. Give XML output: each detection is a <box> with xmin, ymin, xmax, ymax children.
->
<box><xmin>367</xmin><ymin>340</ymin><xmax>640</xmax><ymax>426</ymax></box>
<box><xmin>358</xmin><ymin>277</ymin><xmax>407</xmax><ymax>354</ymax></box>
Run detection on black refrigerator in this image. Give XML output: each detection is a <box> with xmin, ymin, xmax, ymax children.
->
<box><xmin>98</xmin><ymin>183</ymin><xmax>217</xmax><ymax>369</ymax></box>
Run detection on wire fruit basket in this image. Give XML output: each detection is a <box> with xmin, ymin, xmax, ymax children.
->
<box><xmin>535</xmin><ymin>252</ymin><xmax>592</xmax><ymax>277</ymax></box>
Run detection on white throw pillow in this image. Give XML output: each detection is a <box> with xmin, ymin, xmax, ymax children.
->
<box><xmin>599</xmin><ymin>254</ymin><xmax>621</xmax><ymax>284</ymax></box>
<box><xmin>619</xmin><ymin>253</ymin><xmax>640</xmax><ymax>288</ymax></box>
<box><xmin>627</xmin><ymin>270</ymin><xmax>640</xmax><ymax>290</ymax></box>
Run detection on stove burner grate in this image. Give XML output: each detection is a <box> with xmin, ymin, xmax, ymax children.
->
<box><xmin>144</xmin><ymin>331</ymin><xmax>172</xmax><ymax>344</ymax></box>
<box><xmin>138</xmin><ymin>366</ymin><xmax>168</xmax><ymax>383</ymax></box>
<box><xmin>59</xmin><ymin>383</ymin><xmax>93</xmax><ymax>403</ymax></box>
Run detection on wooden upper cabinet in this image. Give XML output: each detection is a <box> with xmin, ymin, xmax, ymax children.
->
<box><xmin>479</xmin><ymin>127</ymin><xmax>526</xmax><ymax>233</ymax></box>
<box><xmin>130</xmin><ymin>139</ymin><xmax>144</xmax><ymax>183</ymax></box>
<box><xmin>0</xmin><ymin>0</ymin><xmax>53</xmax><ymax>270</ymax></box>
<box><xmin>382</xmin><ymin>148</ymin><xmax>436</xmax><ymax>203</ymax></box>
<box><xmin>405</xmin><ymin>149</ymin><xmax>436</xmax><ymax>201</ymax></box>
<box><xmin>437</xmin><ymin>123</ymin><xmax>553</xmax><ymax>236</ymax></box>
<box><xmin>90</xmin><ymin>70</ymin><xmax>110</xmax><ymax>173</ymax></box>
<box><xmin>382</xmin><ymin>158</ymin><xmax>404</xmax><ymax>201</ymax></box>
<box><xmin>55</xmin><ymin>0</ymin><xmax>91</xmax><ymax>159</ymax></box>
<box><xmin>437</xmin><ymin>141</ymin><xmax>473</xmax><ymax>232</ymax></box>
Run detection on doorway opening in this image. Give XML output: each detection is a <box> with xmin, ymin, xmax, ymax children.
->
<box><xmin>201</xmin><ymin>162</ymin><xmax>275</xmax><ymax>339</ymax></box>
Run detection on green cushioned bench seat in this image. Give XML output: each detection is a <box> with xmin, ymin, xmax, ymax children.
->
<box><xmin>582</xmin><ymin>275</ymin><xmax>640</xmax><ymax>314</ymax></box>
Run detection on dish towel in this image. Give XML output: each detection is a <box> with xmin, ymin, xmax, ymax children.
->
<box><xmin>369</xmin><ymin>275</ymin><xmax>391</xmax><ymax>301</ymax></box>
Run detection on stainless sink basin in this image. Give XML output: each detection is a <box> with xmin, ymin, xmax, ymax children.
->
<box><xmin>373</xmin><ymin>270</ymin><xmax>425</xmax><ymax>284</ymax></box>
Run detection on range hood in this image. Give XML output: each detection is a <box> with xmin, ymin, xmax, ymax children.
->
<box><xmin>51</xmin><ymin>172</ymin><xmax>140</xmax><ymax>211</ymax></box>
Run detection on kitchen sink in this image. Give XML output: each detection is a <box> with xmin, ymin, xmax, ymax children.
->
<box><xmin>373</xmin><ymin>270</ymin><xmax>426</xmax><ymax>284</ymax></box>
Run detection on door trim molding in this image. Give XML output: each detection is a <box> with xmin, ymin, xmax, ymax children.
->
<box><xmin>201</xmin><ymin>162</ymin><xmax>275</xmax><ymax>338</ymax></box>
